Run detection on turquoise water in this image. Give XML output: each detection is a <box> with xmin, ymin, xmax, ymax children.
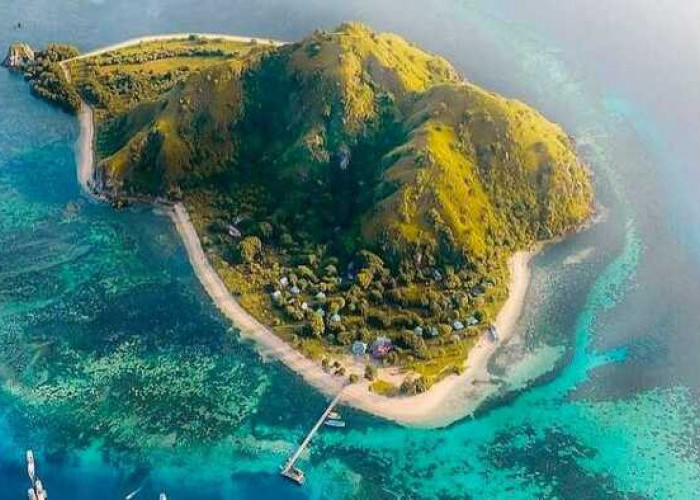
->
<box><xmin>3</xmin><ymin>1</ymin><xmax>700</xmax><ymax>498</ymax></box>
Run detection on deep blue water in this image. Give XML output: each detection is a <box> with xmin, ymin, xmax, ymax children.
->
<box><xmin>2</xmin><ymin>1</ymin><xmax>700</xmax><ymax>498</ymax></box>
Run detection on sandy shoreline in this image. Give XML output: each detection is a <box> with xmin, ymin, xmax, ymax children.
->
<box><xmin>69</xmin><ymin>33</ymin><xmax>283</xmax><ymax>63</ymax></box>
<box><xmin>68</xmin><ymin>34</ymin><xmax>536</xmax><ymax>427</ymax></box>
<box><xmin>169</xmin><ymin>202</ymin><xmax>534</xmax><ymax>427</ymax></box>
<box><xmin>76</xmin><ymin>103</ymin><xmax>95</xmax><ymax>193</ymax></box>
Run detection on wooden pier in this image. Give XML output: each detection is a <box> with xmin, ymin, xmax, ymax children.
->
<box><xmin>280</xmin><ymin>389</ymin><xmax>345</xmax><ymax>484</ymax></box>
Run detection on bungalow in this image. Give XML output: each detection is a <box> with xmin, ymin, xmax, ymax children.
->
<box><xmin>371</xmin><ymin>336</ymin><xmax>393</xmax><ymax>358</ymax></box>
<box><xmin>413</xmin><ymin>326</ymin><xmax>424</xmax><ymax>337</ymax></box>
<box><xmin>271</xmin><ymin>290</ymin><xmax>283</xmax><ymax>302</ymax></box>
<box><xmin>227</xmin><ymin>224</ymin><xmax>242</xmax><ymax>238</ymax></box>
<box><xmin>330</xmin><ymin>313</ymin><xmax>341</xmax><ymax>323</ymax></box>
<box><xmin>300</xmin><ymin>302</ymin><xmax>309</xmax><ymax>311</ymax></box>
<box><xmin>487</xmin><ymin>325</ymin><xmax>499</xmax><ymax>342</ymax></box>
<box><xmin>427</xmin><ymin>326</ymin><xmax>439</xmax><ymax>338</ymax></box>
<box><xmin>290</xmin><ymin>285</ymin><xmax>301</xmax><ymax>295</ymax></box>
<box><xmin>279</xmin><ymin>276</ymin><xmax>289</xmax><ymax>288</ymax></box>
<box><xmin>466</xmin><ymin>316</ymin><xmax>479</xmax><ymax>327</ymax></box>
<box><xmin>351</xmin><ymin>341</ymin><xmax>367</xmax><ymax>356</ymax></box>
<box><xmin>338</xmin><ymin>146</ymin><xmax>351</xmax><ymax>171</ymax></box>
<box><xmin>453</xmin><ymin>320</ymin><xmax>465</xmax><ymax>331</ymax></box>
<box><xmin>315</xmin><ymin>291</ymin><xmax>327</xmax><ymax>301</ymax></box>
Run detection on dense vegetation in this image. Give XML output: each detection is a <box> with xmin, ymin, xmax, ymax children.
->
<box><xmin>17</xmin><ymin>24</ymin><xmax>594</xmax><ymax>393</ymax></box>
<box><xmin>10</xmin><ymin>43</ymin><xmax>82</xmax><ymax>112</ymax></box>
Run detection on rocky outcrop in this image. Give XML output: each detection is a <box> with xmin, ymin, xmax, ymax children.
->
<box><xmin>2</xmin><ymin>42</ymin><xmax>35</xmax><ymax>69</ymax></box>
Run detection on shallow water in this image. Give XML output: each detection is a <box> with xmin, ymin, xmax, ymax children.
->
<box><xmin>2</xmin><ymin>1</ymin><xmax>700</xmax><ymax>498</ymax></box>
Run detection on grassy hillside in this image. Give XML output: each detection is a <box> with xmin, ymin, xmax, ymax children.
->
<box><xmin>65</xmin><ymin>23</ymin><xmax>593</xmax><ymax>391</ymax></box>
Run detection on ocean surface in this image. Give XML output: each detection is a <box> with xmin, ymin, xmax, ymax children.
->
<box><xmin>2</xmin><ymin>1</ymin><xmax>700</xmax><ymax>498</ymax></box>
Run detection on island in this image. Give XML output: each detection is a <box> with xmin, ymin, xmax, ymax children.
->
<box><xmin>4</xmin><ymin>23</ymin><xmax>593</xmax><ymax>426</ymax></box>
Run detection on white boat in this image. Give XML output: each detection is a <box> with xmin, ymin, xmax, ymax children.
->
<box><xmin>34</xmin><ymin>480</ymin><xmax>47</xmax><ymax>500</ymax></box>
<box><xmin>27</xmin><ymin>488</ymin><xmax>37</xmax><ymax>500</ymax></box>
<box><xmin>124</xmin><ymin>485</ymin><xmax>143</xmax><ymax>499</ymax></box>
<box><xmin>26</xmin><ymin>450</ymin><xmax>35</xmax><ymax>482</ymax></box>
<box><xmin>327</xmin><ymin>411</ymin><xmax>341</xmax><ymax>420</ymax></box>
<box><xmin>324</xmin><ymin>419</ymin><xmax>346</xmax><ymax>428</ymax></box>
<box><xmin>159</xmin><ymin>494</ymin><xmax>167</xmax><ymax>500</ymax></box>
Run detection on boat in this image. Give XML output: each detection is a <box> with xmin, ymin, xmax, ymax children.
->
<box><xmin>26</xmin><ymin>449</ymin><xmax>35</xmax><ymax>482</ymax></box>
<box><xmin>324</xmin><ymin>419</ymin><xmax>346</xmax><ymax>428</ymax></box>
<box><xmin>34</xmin><ymin>480</ymin><xmax>46</xmax><ymax>500</ymax></box>
<box><xmin>27</xmin><ymin>488</ymin><xmax>37</xmax><ymax>500</ymax></box>
<box><xmin>159</xmin><ymin>494</ymin><xmax>167</xmax><ymax>500</ymax></box>
<box><xmin>280</xmin><ymin>466</ymin><xmax>305</xmax><ymax>485</ymax></box>
<box><xmin>125</xmin><ymin>485</ymin><xmax>143</xmax><ymax>499</ymax></box>
<box><xmin>327</xmin><ymin>411</ymin><xmax>341</xmax><ymax>420</ymax></box>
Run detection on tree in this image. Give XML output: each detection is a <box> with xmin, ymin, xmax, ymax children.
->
<box><xmin>400</xmin><ymin>377</ymin><xmax>417</xmax><ymax>395</ymax></box>
<box><xmin>356</xmin><ymin>269</ymin><xmax>373</xmax><ymax>289</ymax></box>
<box><xmin>239</xmin><ymin>236</ymin><xmax>262</xmax><ymax>264</ymax></box>
<box><xmin>364</xmin><ymin>364</ymin><xmax>377</xmax><ymax>381</ymax></box>
<box><xmin>415</xmin><ymin>376</ymin><xmax>428</xmax><ymax>393</ymax></box>
<box><xmin>307</xmin><ymin>314</ymin><xmax>325</xmax><ymax>338</ymax></box>
<box><xmin>349</xmin><ymin>373</ymin><xmax>359</xmax><ymax>384</ymax></box>
<box><xmin>259</xmin><ymin>221</ymin><xmax>273</xmax><ymax>239</ymax></box>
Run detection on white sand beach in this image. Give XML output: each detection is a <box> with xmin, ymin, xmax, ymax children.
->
<box><xmin>69</xmin><ymin>34</ymin><xmax>536</xmax><ymax>428</ymax></box>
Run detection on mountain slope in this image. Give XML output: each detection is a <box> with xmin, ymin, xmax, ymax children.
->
<box><xmin>96</xmin><ymin>23</ymin><xmax>591</xmax><ymax>261</ymax></box>
<box><xmin>81</xmin><ymin>23</ymin><xmax>593</xmax><ymax>387</ymax></box>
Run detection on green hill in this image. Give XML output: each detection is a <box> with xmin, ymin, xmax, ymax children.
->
<box><xmin>72</xmin><ymin>24</ymin><xmax>594</xmax><ymax>390</ymax></box>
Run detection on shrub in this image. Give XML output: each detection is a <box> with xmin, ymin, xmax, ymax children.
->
<box><xmin>306</xmin><ymin>314</ymin><xmax>325</xmax><ymax>337</ymax></box>
<box><xmin>367</xmin><ymin>310</ymin><xmax>391</xmax><ymax>329</ymax></box>
<box><xmin>239</xmin><ymin>236</ymin><xmax>262</xmax><ymax>263</ymax></box>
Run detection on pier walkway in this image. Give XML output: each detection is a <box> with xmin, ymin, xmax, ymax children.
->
<box><xmin>280</xmin><ymin>389</ymin><xmax>345</xmax><ymax>482</ymax></box>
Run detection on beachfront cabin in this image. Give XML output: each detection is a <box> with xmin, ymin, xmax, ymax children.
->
<box><xmin>453</xmin><ymin>320</ymin><xmax>465</xmax><ymax>331</ymax></box>
<box><xmin>371</xmin><ymin>336</ymin><xmax>393</xmax><ymax>358</ymax></box>
<box><xmin>352</xmin><ymin>341</ymin><xmax>368</xmax><ymax>356</ymax></box>
<box><xmin>466</xmin><ymin>316</ymin><xmax>479</xmax><ymax>327</ymax></box>
<box><xmin>338</xmin><ymin>147</ymin><xmax>351</xmax><ymax>171</ymax></box>
<box><xmin>487</xmin><ymin>325</ymin><xmax>499</xmax><ymax>342</ymax></box>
